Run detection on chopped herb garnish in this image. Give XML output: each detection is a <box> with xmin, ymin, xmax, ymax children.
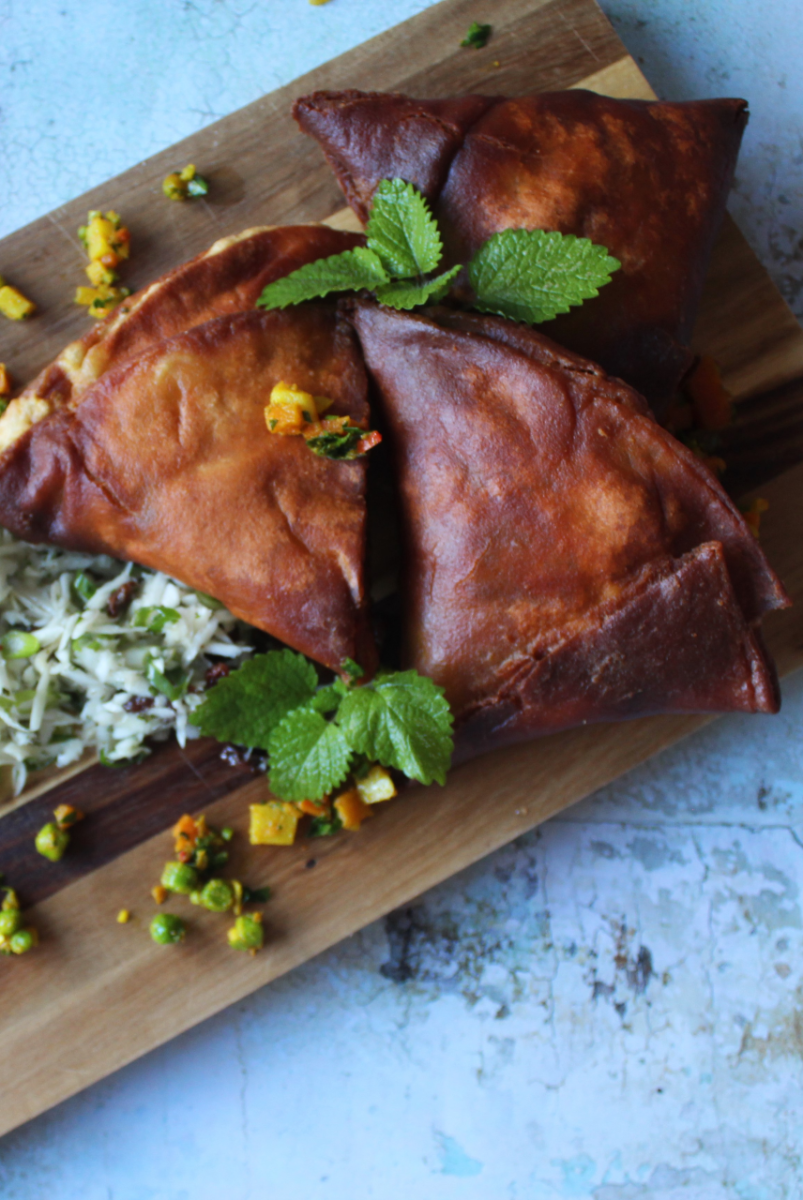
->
<box><xmin>194</xmin><ymin>648</ymin><xmax>454</xmax><ymax>803</ymax></box>
<box><xmin>461</xmin><ymin>21</ymin><xmax>492</xmax><ymax>48</ymax></box>
<box><xmin>305</xmin><ymin>426</ymin><xmax>365</xmax><ymax>459</ymax></box>
<box><xmin>308</xmin><ymin>812</ymin><xmax>344</xmax><ymax>838</ymax></box>
<box><xmin>133</xmin><ymin>605</ymin><xmax>181</xmax><ymax>633</ymax></box>
<box><xmin>72</xmin><ymin>571</ymin><xmax>97</xmax><ymax>605</ymax></box>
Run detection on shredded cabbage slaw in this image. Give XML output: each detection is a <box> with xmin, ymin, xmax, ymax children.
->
<box><xmin>0</xmin><ymin>530</ymin><xmax>253</xmax><ymax>796</ymax></box>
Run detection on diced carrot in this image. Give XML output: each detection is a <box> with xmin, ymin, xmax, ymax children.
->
<box><xmin>298</xmin><ymin>799</ymin><xmax>330</xmax><ymax>817</ymax></box>
<box><xmin>334</xmin><ymin>788</ymin><xmax>374</xmax><ymax>831</ymax></box>
<box><xmin>685</xmin><ymin>356</ymin><xmax>733</xmax><ymax>431</ymax></box>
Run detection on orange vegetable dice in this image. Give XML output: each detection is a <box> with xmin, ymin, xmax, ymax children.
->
<box><xmin>334</xmin><ymin>788</ymin><xmax>374</xmax><ymax>831</ymax></box>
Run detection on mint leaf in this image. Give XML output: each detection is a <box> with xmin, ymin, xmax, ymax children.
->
<box><xmin>257</xmin><ymin>246</ymin><xmax>389</xmax><ymax>310</ymax></box>
<box><xmin>375</xmin><ymin>264</ymin><xmax>462</xmax><ymax>311</ymax></box>
<box><xmin>305</xmin><ymin>426</ymin><xmax>365</xmax><ymax>459</ymax></box>
<box><xmin>461</xmin><ymin>21</ymin><xmax>492</xmax><ymax>48</ymax></box>
<box><xmin>193</xmin><ymin>649</ymin><xmax>318</xmax><ymax>749</ymax></box>
<box><xmin>268</xmin><ymin>708</ymin><xmax>352</xmax><ymax>801</ymax></box>
<box><xmin>336</xmin><ymin>670</ymin><xmax>453</xmax><ymax>786</ymax></box>
<box><xmin>308</xmin><ymin>685</ymin><xmax>342</xmax><ymax>714</ymax></box>
<box><xmin>367</xmin><ymin>179</ymin><xmax>443</xmax><ymax>279</ymax></box>
<box><xmin>468</xmin><ymin>229</ymin><xmax>621</xmax><ymax>325</ymax></box>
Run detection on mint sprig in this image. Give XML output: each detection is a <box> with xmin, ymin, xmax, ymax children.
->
<box><xmin>468</xmin><ymin>229</ymin><xmax>621</xmax><ymax>324</ymax></box>
<box><xmin>256</xmin><ymin>179</ymin><xmax>619</xmax><ymax>327</ymax></box>
<box><xmin>366</xmin><ymin>179</ymin><xmax>442</xmax><ymax>278</ymax></box>
<box><xmin>375</xmin><ymin>265</ymin><xmax>462</xmax><ymax>311</ymax></box>
<box><xmin>193</xmin><ymin>649</ymin><xmax>318</xmax><ymax>749</ymax></box>
<box><xmin>257</xmin><ymin>178</ymin><xmax>455</xmax><ymax>316</ymax></box>
<box><xmin>257</xmin><ymin>246</ymin><xmax>389</xmax><ymax>310</ymax></box>
<box><xmin>194</xmin><ymin>647</ymin><xmax>454</xmax><ymax>802</ymax></box>
<box><xmin>268</xmin><ymin>708</ymin><xmax>353</xmax><ymax>802</ymax></box>
<box><xmin>337</xmin><ymin>670</ymin><xmax>453</xmax><ymax>786</ymax></box>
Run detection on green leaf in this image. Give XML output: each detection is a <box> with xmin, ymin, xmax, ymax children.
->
<box><xmin>268</xmin><ymin>708</ymin><xmax>353</xmax><ymax>802</ymax></box>
<box><xmin>340</xmin><ymin>658</ymin><xmax>364</xmax><ymax>682</ymax></box>
<box><xmin>193</xmin><ymin>649</ymin><xmax>318</xmax><ymax>750</ymax></box>
<box><xmin>305</xmin><ymin>426</ymin><xmax>365</xmax><ymax>460</ymax></box>
<box><xmin>367</xmin><ymin>179</ymin><xmax>443</xmax><ymax>279</ymax></box>
<box><xmin>256</xmin><ymin>246</ymin><xmax>389</xmax><ymax>310</ymax></box>
<box><xmin>133</xmin><ymin>605</ymin><xmax>181</xmax><ymax>633</ymax></box>
<box><xmin>461</xmin><ymin>20</ymin><xmax>492</xmax><ymax>48</ymax></box>
<box><xmin>336</xmin><ymin>670</ymin><xmax>453</xmax><ymax>786</ymax></box>
<box><xmin>308</xmin><ymin>685</ymin><xmax>342</xmax><ymax>715</ymax></box>
<box><xmin>308</xmin><ymin>812</ymin><xmax>344</xmax><ymax>839</ymax></box>
<box><xmin>376</xmin><ymin>263</ymin><xmax>462</xmax><ymax>311</ymax></box>
<box><xmin>468</xmin><ymin>229</ymin><xmax>621</xmax><ymax>325</ymax></box>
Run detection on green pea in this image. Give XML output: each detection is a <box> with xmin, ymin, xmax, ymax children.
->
<box><xmin>160</xmin><ymin>861</ymin><xmax>200</xmax><ymax>895</ymax></box>
<box><xmin>9</xmin><ymin>928</ymin><xmax>37</xmax><ymax>955</ymax></box>
<box><xmin>197</xmin><ymin>879</ymin><xmax>234</xmax><ymax>913</ymax></box>
<box><xmin>227</xmin><ymin>913</ymin><xmax>264</xmax><ymax>952</ymax></box>
<box><xmin>35</xmin><ymin>822</ymin><xmax>70</xmax><ymax>862</ymax></box>
<box><xmin>150</xmin><ymin>913</ymin><xmax>186</xmax><ymax>946</ymax></box>
<box><xmin>2</xmin><ymin>630</ymin><xmax>41</xmax><ymax>659</ymax></box>
<box><xmin>220</xmin><ymin>827</ymin><xmax>234</xmax><ymax>842</ymax></box>
<box><xmin>0</xmin><ymin>910</ymin><xmax>22</xmax><ymax>938</ymax></box>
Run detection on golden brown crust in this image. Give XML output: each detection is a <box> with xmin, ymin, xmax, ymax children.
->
<box><xmin>0</xmin><ymin>225</ymin><xmax>364</xmax><ymax>452</ymax></box>
<box><xmin>0</xmin><ymin>306</ymin><xmax>376</xmax><ymax>674</ymax></box>
<box><xmin>347</xmin><ymin>300</ymin><xmax>786</xmax><ymax>742</ymax></box>
<box><xmin>296</xmin><ymin>89</ymin><xmax>748</xmax><ymax>409</ymax></box>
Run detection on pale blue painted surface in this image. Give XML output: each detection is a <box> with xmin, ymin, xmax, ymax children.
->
<box><xmin>1</xmin><ymin>2</ymin><xmax>802</xmax><ymax>1197</ymax></box>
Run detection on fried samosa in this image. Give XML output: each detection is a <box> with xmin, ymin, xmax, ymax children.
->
<box><xmin>296</xmin><ymin>89</ymin><xmax>747</xmax><ymax>408</ymax></box>
<box><xmin>347</xmin><ymin>300</ymin><xmax>787</xmax><ymax>756</ymax></box>
<box><xmin>0</xmin><ymin>224</ymin><xmax>363</xmax><ymax>455</ymax></box>
<box><xmin>0</xmin><ymin>304</ymin><xmax>376</xmax><ymax>673</ymax></box>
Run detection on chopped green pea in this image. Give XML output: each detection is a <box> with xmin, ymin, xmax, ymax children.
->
<box><xmin>220</xmin><ymin>827</ymin><xmax>234</xmax><ymax>842</ymax></box>
<box><xmin>35</xmin><ymin>822</ymin><xmax>70</xmax><ymax>862</ymax></box>
<box><xmin>0</xmin><ymin>910</ymin><xmax>22</xmax><ymax>938</ymax></box>
<box><xmin>9</xmin><ymin>928</ymin><xmax>37</xmax><ymax>955</ymax></box>
<box><xmin>1</xmin><ymin>630</ymin><xmax>41</xmax><ymax>659</ymax></box>
<box><xmin>227</xmin><ymin>913</ymin><xmax>264</xmax><ymax>952</ymax></box>
<box><xmin>186</xmin><ymin>175</ymin><xmax>209</xmax><ymax>197</ymax></box>
<box><xmin>150</xmin><ymin>913</ymin><xmax>186</xmax><ymax>945</ymax></box>
<box><xmin>160</xmin><ymin>861</ymin><xmax>200</xmax><ymax>895</ymax></box>
<box><xmin>197</xmin><ymin>879</ymin><xmax>235</xmax><ymax>913</ymax></box>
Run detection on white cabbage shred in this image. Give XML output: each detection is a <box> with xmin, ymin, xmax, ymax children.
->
<box><xmin>0</xmin><ymin>530</ymin><xmax>254</xmax><ymax>796</ymax></box>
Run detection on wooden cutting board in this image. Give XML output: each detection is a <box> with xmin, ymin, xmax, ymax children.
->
<box><xmin>1</xmin><ymin>0</ymin><xmax>802</xmax><ymax>1138</ymax></box>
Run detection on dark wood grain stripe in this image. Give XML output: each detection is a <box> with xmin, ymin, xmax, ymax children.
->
<box><xmin>0</xmin><ymin>740</ymin><xmax>258</xmax><ymax>907</ymax></box>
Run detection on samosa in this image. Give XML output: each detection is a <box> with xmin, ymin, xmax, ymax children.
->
<box><xmin>347</xmin><ymin>300</ymin><xmax>787</xmax><ymax>756</ymax></box>
<box><xmin>295</xmin><ymin>89</ymin><xmax>747</xmax><ymax>409</ymax></box>
<box><xmin>0</xmin><ymin>224</ymin><xmax>363</xmax><ymax>454</ymax></box>
<box><xmin>0</xmin><ymin>301</ymin><xmax>376</xmax><ymax>674</ymax></box>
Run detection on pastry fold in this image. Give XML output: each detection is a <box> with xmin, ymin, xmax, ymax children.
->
<box><xmin>0</xmin><ymin>224</ymin><xmax>364</xmax><ymax>455</ymax></box>
<box><xmin>347</xmin><ymin>300</ymin><xmax>787</xmax><ymax>755</ymax></box>
<box><xmin>0</xmin><ymin>302</ymin><xmax>376</xmax><ymax>674</ymax></box>
<box><xmin>295</xmin><ymin>89</ymin><xmax>747</xmax><ymax>409</ymax></box>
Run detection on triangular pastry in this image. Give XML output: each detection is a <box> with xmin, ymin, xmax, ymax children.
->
<box><xmin>347</xmin><ymin>300</ymin><xmax>787</xmax><ymax>755</ymax></box>
<box><xmin>296</xmin><ymin>89</ymin><xmax>747</xmax><ymax>408</ymax></box>
<box><xmin>0</xmin><ymin>304</ymin><xmax>375</xmax><ymax>673</ymax></box>
<box><xmin>1</xmin><ymin>224</ymin><xmax>363</xmax><ymax>455</ymax></box>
